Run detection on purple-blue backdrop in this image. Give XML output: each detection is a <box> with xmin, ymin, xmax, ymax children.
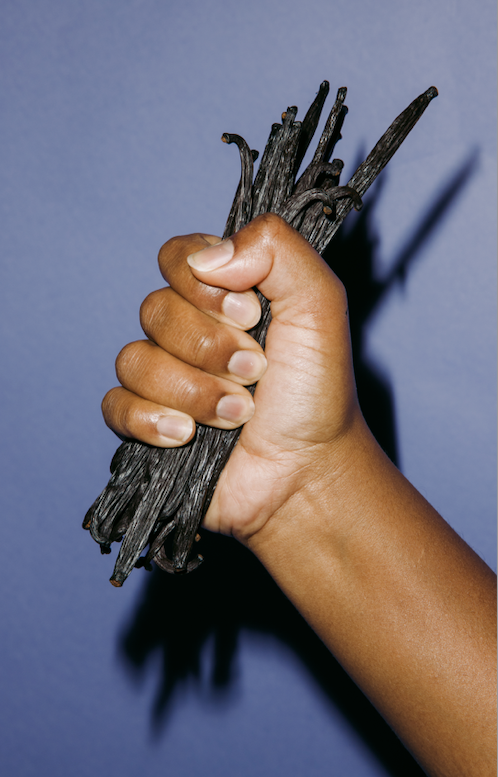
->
<box><xmin>0</xmin><ymin>2</ymin><xmax>495</xmax><ymax>776</ymax></box>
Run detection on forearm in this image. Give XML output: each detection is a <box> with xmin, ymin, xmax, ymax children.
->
<box><xmin>248</xmin><ymin>418</ymin><xmax>497</xmax><ymax>777</ymax></box>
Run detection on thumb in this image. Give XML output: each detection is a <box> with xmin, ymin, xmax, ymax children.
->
<box><xmin>186</xmin><ymin>213</ymin><xmax>348</xmax><ymax>332</ymax></box>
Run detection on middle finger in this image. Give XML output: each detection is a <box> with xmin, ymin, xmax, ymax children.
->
<box><xmin>140</xmin><ymin>287</ymin><xmax>267</xmax><ymax>385</ymax></box>
<box><xmin>115</xmin><ymin>339</ymin><xmax>257</xmax><ymax>429</ymax></box>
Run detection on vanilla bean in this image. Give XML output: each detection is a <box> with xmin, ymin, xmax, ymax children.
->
<box><xmin>268</xmin><ymin>111</ymin><xmax>301</xmax><ymax>209</ymax></box>
<box><xmin>307</xmin><ymin>86</ymin><xmax>347</xmax><ymax>168</ymax></box>
<box><xmin>252</xmin><ymin>107</ymin><xmax>302</xmax><ymax>216</ymax></box>
<box><xmin>293</xmin><ymin>80</ymin><xmax>330</xmax><ymax>176</ymax></box>
<box><xmin>84</xmin><ymin>82</ymin><xmax>438</xmax><ymax>585</ymax></box>
<box><xmin>313</xmin><ymin>86</ymin><xmax>439</xmax><ymax>255</ymax></box>
<box><xmin>293</xmin><ymin>159</ymin><xmax>343</xmax><ymax>196</ymax></box>
<box><xmin>221</xmin><ymin>134</ymin><xmax>258</xmax><ymax>237</ymax></box>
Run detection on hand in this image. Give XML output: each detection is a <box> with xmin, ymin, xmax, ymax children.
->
<box><xmin>102</xmin><ymin>214</ymin><xmax>367</xmax><ymax>542</ymax></box>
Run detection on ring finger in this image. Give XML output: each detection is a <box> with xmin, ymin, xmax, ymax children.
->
<box><xmin>115</xmin><ymin>339</ymin><xmax>256</xmax><ymax>430</ymax></box>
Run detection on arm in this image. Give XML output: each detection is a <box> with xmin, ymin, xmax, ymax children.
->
<box><xmin>103</xmin><ymin>214</ymin><xmax>496</xmax><ymax>777</ymax></box>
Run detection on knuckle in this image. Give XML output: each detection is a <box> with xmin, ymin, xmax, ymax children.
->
<box><xmin>250</xmin><ymin>213</ymin><xmax>304</xmax><ymax>258</ymax></box>
<box><xmin>158</xmin><ymin>234</ymin><xmax>183</xmax><ymax>260</ymax></box>
<box><xmin>158</xmin><ymin>234</ymin><xmax>207</xmax><ymax>276</ymax></box>
<box><xmin>101</xmin><ymin>387</ymin><xmax>131</xmax><ymax>435</ymax></box>
<box><xmin>101</xmin><ymin>388</ymin><xmax>118</xmax><ymax>423</ymax></box>
<box><xmin>139</xmin><ymin>289</ymin><xmax>165</xmax><ymax>335</ymax></box>
<box><xmin>175</xmin><ymin>373</ymin><xmax>204</xmax><ymax>410</ymax></box>
<box><xmin>157</xmin><ymin>236</ymin><xmax>183</xmax><ymax>281</ymax></box>
<box><xmin>253</xmin><ymin>212</ymin><xmax>288</xmax><ymax>241</ymax></box>
<box><xmin>115</xmin><ymin>341</ymin><xmax>147</xmax><ymax>384</ymax></box>
<box><xmin>120</xmin><ymin>402</ymin><xmax>137</xmax><ymax>438</ymax></box>
<box><xmin>102</xmin><ymin>388</ymin><xmax>139</xmax><ymax>438</ymax></box>
<box><xmin>188</xmin><ymin>328</ymin><xmax>223</xmax><ymax>370</ymax></box>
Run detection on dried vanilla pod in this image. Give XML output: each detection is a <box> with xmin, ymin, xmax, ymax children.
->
<box><xmin>84</xmin><ymin>83</ymin><xmax>438</xmax><ymax>585</ymax></box>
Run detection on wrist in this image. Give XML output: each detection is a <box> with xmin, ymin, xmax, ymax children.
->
<box><xmin>245</xmin><ymin>410</ymin><xmax>383</xmax><ymax>564</ymax></box>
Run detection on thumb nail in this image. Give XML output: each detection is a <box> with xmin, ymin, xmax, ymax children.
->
<box><xmin>187</xmin><ymin>239</ymin><xmax>234</xmax><ymax>272</ymax></box>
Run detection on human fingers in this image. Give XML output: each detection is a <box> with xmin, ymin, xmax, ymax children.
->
<box><xmin>158</xmin><ymin>233</ymin><xmax>262</xmax><ymax>331</ymax></box>
<box><xmin>185</xmin><ymin>213</ymin><xmax>358</xmax><ymax>442</ymax></box>
<box><xmin>186</xmin><ymin>214</ymin><xmax>348</xmax><ymax>325</ymax></box>
<box><xmin>139</xmin><ymin>287</ymin><xmax>267</xmax><ymax>386</ymax></box>
<box><xmin>102</xmin><ymin>386</ymin><xmax>196</xmax><ymax>447</ymax></box>
<box><xmin>102</xmin><ymin>233</ymin><xmax>267</xmax><ymax>448</ymax></box>
<box><xmin>107</xmin><ymin>338</ymin><xmax>255</xmax><ymax>436</ymax></box>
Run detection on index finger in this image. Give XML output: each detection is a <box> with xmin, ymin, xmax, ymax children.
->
<box><xmin>158</xmin><ymin>232</ymin><xmax>262</xmax><ymax>330</ymax></box>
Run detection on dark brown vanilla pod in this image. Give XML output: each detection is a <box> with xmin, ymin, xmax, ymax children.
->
<box><xmin>312</xmin><ymin>86</ymin><xmax>439</xmax><ymax>254</ymax></box>
<box><xmin>84</xmin><ymin>82</ymin><xmax>438</xmax><ymax>585</ymax></box>
<box><xmin>292</xmin><ymin>81</ymin><xmax>330</xmax><ymax>176</ymax></box>
<box><xmin>307</xmin><ymin>86</ymin><xmax>347</xmax><ymax>168</ymax></box>
<box><xmin>293</xmin><ymin>159</ymin><xmax>344</xmax><ymax>196</ymax></box>
<box><xmin>221</xmin><ymin>134</ymin><xmax>257</xmax><ymax>237</ymax></box>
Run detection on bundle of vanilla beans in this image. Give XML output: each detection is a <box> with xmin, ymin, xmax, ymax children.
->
<box><xmin>84</xmin><ymin>82</ymin><xmax>438</xmax><ymax>586</ymax></box>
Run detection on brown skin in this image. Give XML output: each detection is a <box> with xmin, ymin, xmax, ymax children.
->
<box><xmin>103</xmin><ymin>214</ymin><xmax>496</xmax><ymax>777</ymax></box>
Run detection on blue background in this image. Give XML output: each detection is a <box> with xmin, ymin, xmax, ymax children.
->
<box><xmin>0</xmin><ymin>1</ymin><xmax>495</xmax><ymax>775</ymax></box>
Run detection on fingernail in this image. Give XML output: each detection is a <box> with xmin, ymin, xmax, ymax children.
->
<box><xmin>222</xmin><ymin>291</ymin><xmax>260</xmax><ymax>328</ymax></box>
<box><xmin>216</xmin><ymin>394</ymin><xmax>255</xmax><ymax>424</ymax></box>
<box><xmin>156</xmin><ymin>415</ymin><xmax>193</xmax><ymax>442</ymax></box>
<box><xmin>228</xmin><ymin>350</ymin><xmax>267</xmax><ymax>381</ymax></box>
<box><xmin>187</xmin><ymin>239</ymin><xmax>234</xmax><ymax>271</ymax></box>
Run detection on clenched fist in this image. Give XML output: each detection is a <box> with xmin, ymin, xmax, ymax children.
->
<box><xmin>103</xmin><ymin>213</ymin><xmax>364</xmax><ymax>542</ymax></box>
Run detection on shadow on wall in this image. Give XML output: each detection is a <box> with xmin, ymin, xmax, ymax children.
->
<box><xmin>117</xmin><ymin>152</ymin><xmax>476</xmax><ymax>777</ymax></box>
